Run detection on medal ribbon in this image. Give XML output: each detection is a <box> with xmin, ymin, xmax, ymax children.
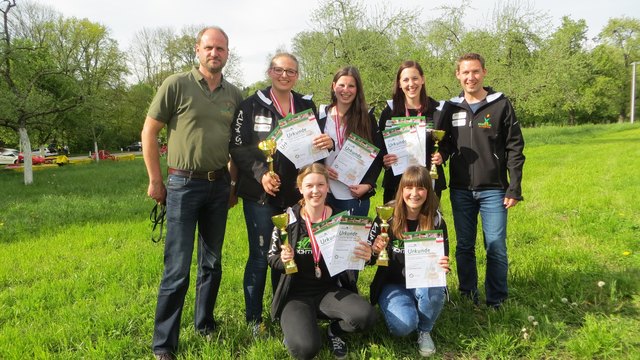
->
<box><xmin>303</xmin><ymin>206</ymin><xmax>327</xmax><ymax>276</ymax></box>
<box><xmin>333</xmin><ymin>108</ymin><xmax>346</xmax><ymax>150</ymax></box>
<box><xmin>270</xmin><ymin>88</ymin><xmax>295</xmax><ymax>117</ymax></box>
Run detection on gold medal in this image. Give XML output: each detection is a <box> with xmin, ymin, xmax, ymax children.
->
<box><xmin>315</xmin><ymin>265</ymin><xmax>322</xmax><ymax>279</ymax></box>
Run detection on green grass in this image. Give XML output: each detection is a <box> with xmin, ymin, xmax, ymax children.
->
<box><xmin>1</xmin><ymin>123</ymin><xmax>639</xmax><ymax>359</ymax></box>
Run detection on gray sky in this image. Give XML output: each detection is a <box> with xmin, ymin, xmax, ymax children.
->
<box><xmin>32</xmin><ymin>0</ymin><xmax>639</xmax><ymax>85</ymax></box>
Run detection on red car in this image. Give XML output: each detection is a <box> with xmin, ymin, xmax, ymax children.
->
<box><xmin>19</xmin><ymin>153</ymin><xmax>46</xmax><ymax>165</ymax></box>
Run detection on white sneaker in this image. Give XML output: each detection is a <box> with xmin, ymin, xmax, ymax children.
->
<box><xmin>417</xmin><ymin>331</ymin><xmax>436</xmax><ymax>357</ymax></box>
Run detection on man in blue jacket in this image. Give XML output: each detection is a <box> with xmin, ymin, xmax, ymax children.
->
<box><xmin>440</xmin><ymin>53</ymin><xmax>525</xmax><ymax>308</ymax></box>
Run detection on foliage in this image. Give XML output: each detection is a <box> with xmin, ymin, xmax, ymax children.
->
<box><xmin>0</xmin><ymin>124</ymin><xmax>638</xmax><ymax>359</ymax></box>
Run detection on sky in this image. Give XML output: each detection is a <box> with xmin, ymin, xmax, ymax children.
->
<box><xmin>32</xmin><ymin>0</ymin><xmax>639</xmax><ymax>85</ymax></box>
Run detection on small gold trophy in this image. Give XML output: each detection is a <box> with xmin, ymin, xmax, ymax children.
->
<box><xmin>258</xmin><ymin>139</ymin><xmax>277</xmax><ymax>175</ymax></box>
<box><xmin>375</xmin><ymin>205</ymin><xmax>394</xmax><ymax>266</ymax></box>
<box><xmin>272</xmin><ymin>212</ymin><xmax>298</xmax><ymax>274</ymax></box>
<box><xmin>429</xmin><ymin>130</ymin><xmax>445</xmax><ymax>179</ymax></box>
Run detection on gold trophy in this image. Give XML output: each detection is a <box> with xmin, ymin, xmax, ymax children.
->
<box><xmin>375</xmin><ymin>205</ymin><xmax>394</xmax><ymax>266</ymax></box>
<box><xmin>258</xmin><ymin>139</ymin><xmax>277</xmax><ymax>175</ymax></box>
<box><xmin>272</xmin><ymin>212</ymin><xmax>298</xmax><ymax>274</ymax></box>
<box><xmin>429</xmin><ymin>130</ymin><xmax>445</xmax><ymax>179</ymax></box>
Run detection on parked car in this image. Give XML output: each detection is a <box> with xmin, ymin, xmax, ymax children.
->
<box><xmin>0</xmin><ymin>149</ymin><xmax>19</xmax><ymax>165</ymax></box>
<box><xmin>18</xmin><ymin>152</ymin><xmax>46</xmax><ymax>165</ymax></box>
<box><xmin>124</xmin><ymin>141</ymin><xmax>142</xmax><ymax>151</ymax></box>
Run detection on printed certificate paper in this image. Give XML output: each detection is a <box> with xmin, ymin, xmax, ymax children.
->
<box><xmin>275</xmin><ymin>109</ymin><xmax>329</xmax><ymax>168</ymax></box>
<box><xmin>330</xmin><ymin>133</ymin><xmax>379</xmax><ymax>186</ymax></box>
<box><xmin>403</xmin><ymin>230</ymin><xmax>446</xmax><ymax>289</ymax></box>
<box><xmin>383</xmin><ymin>123</ymin><xmax>425</xmax><ymax>176</ymax></box>
<box><xmin>313</xmin><ymin>212</ymin><xmax>372</xmax><ymax>277</ymax></box>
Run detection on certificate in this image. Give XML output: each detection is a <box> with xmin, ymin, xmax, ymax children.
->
<box><xmin>275</xmin><ymin>109</ymin><xmax>329</xmax><ymax>168</ymax></box>
<box><xmin>329</xmin><ymin>133</ymin><xmax>379</xmax><ymax>186</ymax></box>
<box><xmin>382</xmin><ymin>123</ymin><xmax>425</xmax><ymax>176</ymax></box>
<box><xmin>403</xmin><ymin>230</ymin><xmax>446</xmax><ymax>289</ymax></box>
<box><xmin>314</xmin><ymin>212</ymin><xmax>372</xmax><ymax>277</ymax></box>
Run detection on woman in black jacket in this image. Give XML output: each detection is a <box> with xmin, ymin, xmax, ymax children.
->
<box><xmin>369</xmin><ymin>166</ymin><xmax>450</xmax><ymax>358</ymax></box>
<box><xmin>268</xmin><ymin>163</ymin><xmax>376</xmax><ymax>360</ymax></box>
<box><xmin>378</xmin><ymin>60</ymin><xmax>447</xmax><ymax>203</ymax></box>
<box><xmin>229</xmin><ymin>53</ymin><xmax>333</xmax><ymax>334</ymax></box>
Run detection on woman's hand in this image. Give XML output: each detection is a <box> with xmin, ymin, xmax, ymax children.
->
<box><xmin>313</xmin><ymin>134</ymin><xmax>334</xmax><ymax>151</ymax></box>
<box><xmin>280</xmin><ymin>244</ymin><xmax>294</xmax><ymax>263</ymax></box>
<box><xmin>382</xmin><ymin>153</ymin><xmax>397</xmax><ymax>169</ymax></box>
<box><xmin>371</xmin><ymin>235</ymin><xmax>387</xmax><ymax>255</ymax></box>
<box><xmin>349</xmin><ymin>184</ymin><xmax>371</xmax><ymax>198</ymax></box>
<box><xmin>438</xmin><ymin>256</ymin><xmax>450</xmax><ymax>273</ymax></box>
<box><xmin>261</xmin><ymin>172</ymin><xmax>281</xmax><ymax>196</ymax></box>
<box><xmin>327</xmin><ymin>167</ymin><xmax>339</xmax><ymax>180</ymax></box>
<box><xmin>431</xmin><ymin>152</ymin><xmax>443</xmax><ymax>166</ymax></box>
<box><xmin>353</xmin><ymin>240</ymin><xmax>373</xmax><ymax>261</ymax></box>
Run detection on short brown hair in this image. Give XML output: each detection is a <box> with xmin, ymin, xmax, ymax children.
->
<box><xmin>456</xmin><ymin>53</ymin><xmax>485</xmax><ymax>71</ymax></box>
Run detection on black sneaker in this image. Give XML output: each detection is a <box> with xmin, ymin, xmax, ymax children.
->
<box><xmin>327</xmin><ymin>328</ymin><xmax>348</xmax><ymax>359</ymax></box>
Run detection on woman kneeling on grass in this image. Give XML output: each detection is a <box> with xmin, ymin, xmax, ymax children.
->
<box><xmin>369</xmin><ymin>166</ymin><xmax>450</xmax><ymax>357</ymax></box>
<box><xmin>268</xmin><ymin>163</ymin><xmax>377</xmax><ymax>360</ymax></box>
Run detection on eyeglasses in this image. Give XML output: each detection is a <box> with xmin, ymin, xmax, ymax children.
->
<box><xmin>271</xmin><ymin>67</ymin><xmax>298</xmax><ymax>77</ymax></box>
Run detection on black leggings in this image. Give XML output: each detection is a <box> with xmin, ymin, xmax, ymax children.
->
<box><xmin>280</xmin><ymin>287</ymin><xmax>377</xmax><ymax>360</ymax></box>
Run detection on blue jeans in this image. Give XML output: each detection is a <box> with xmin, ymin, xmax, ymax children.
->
<box><xmin>450</xmin><ymin>189</ymin><xmax>508</xmax><ymax>306</ymax></box>
<box><xmin>152</xmin><ymin>173</ymin><xmax>229</xmax><ymax>354</ymax></box>
<box><xmin>242</xmin><ymin>200</ymin><xmax>281</xmax><ymax>324</ymax></box>
<box><xmin>327</xmin><ymin>193</ymin><xmax>370</xmax><ymax>217</ymax></box>
<box><xmin>378</xmin><ymin>284</ymin><xmax>446</xmax><ymax>336</ymax></box>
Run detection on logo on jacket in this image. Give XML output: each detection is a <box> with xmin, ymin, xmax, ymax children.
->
<box><xmin>296</xmin><ymin>237</ymin><xmax>312</xmax><ymax>255</ymax></box>
<box><xmin>478</xmin><ymin>114</ymin><xmax>492</xmax><ymax>128</ymax></box>
<box><xmin>391</xmin><ymin>239</ymin><xmax>405</xmax><ymax>254</ymax></box>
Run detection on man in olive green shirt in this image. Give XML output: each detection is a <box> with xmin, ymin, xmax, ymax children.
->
<box><xmin>141</xmin><ymin>26</ymin><xmax>243</xmax><ymax>360</ymax></box>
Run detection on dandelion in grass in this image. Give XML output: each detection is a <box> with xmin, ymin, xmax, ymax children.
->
<box><xmin>597</xmin><ymin>281</ymin><xmax>605</xmax><ymax>288</ymax></box>
<box><xmin>527</xmin><ymin>315</ymin><xmax>535</xmax><ymax>322</ymax></box>
<box><xmin>623</xmin><ymin>251</ymin><xmax>631</xmax><ymax>256</ymax></box>
<box><xmin>561</xmin><ymin>297</ymin><xmax>568</xmax><ymax>304</ymax></box>
<box><xmin>571</xmin><ymin>302</ymin><xmax>578</xmax><ymax>306</ymax></box>
<box><xmin>542</xmin><ymin>304</ymin><xmax>547</xmax><ymax>309</ymax></box>
<box><xmin>533</xmin><ymin>321</ymin><xmax>539</xmax><ymax>326</ymax></box>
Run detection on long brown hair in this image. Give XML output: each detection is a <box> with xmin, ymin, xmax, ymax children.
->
<box><xmin>391</xmin><ymin>60</ymin><xmax>429</xmax><ymax>117</ymax></box>
<box><xmin>390</xmin><ymin>166</ymin><xmax>440</xmax><ymax>237</ymax></box>
<box><xmin>328</xmin><ymin>66</ymin><xmax>372</xmax><ymax>142</ymax></box>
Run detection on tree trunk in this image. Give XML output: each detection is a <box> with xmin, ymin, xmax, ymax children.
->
<box><xmin>18</xmin><ymin>126</ymin><xmax>33</xmax><ymax>185</ymax></box>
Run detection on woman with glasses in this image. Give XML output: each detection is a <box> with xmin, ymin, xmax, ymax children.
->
<box><xmin>378</xmin><ymin>61</ymin><xmax>447</xmax><ymax>203</ymax></box>
<box><xmin>230</xmin><ymin>52</ymin><xmax>333</xmax><ymax>337</ymax></box>
<box><xmin>319</xmin><ymin>66</ymin><xmax>383</xmax><ymax>217</ymax></box>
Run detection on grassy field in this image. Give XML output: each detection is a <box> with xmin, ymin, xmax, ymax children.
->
<box><xmin>0</xmin><ymin>123</ymin><xmax>638</xmax><ymax>359</ymax></box>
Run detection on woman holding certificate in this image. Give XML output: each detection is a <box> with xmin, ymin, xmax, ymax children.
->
<box><xmin>378</xmin><ymin>61</ymin><xmax>447</xmax><ymax>203</ymax></box>
<box><xmin>230</xmin><ymin>53</ymin><xmax>333</xmax><ymax>336</ymax></box>
<box><xmin>369</xmin><ymin>166</ymin><xmax>450</xmax><ymax>358</ymax></box>
<box><xmin>319</xmin><ymin>66</ymin><xmax>383</xmax><ymax>217</ymax></box>
<box><xmin>268</xmin><ymin>163</ymin><xmax>377</xmax><ymax>360</ymax></box>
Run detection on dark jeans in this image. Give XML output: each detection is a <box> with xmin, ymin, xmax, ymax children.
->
<box><xmin>450</xmin><ymin>189</ymin><xmax>508</xmax><ymax>306</ymax></box>
<box><xmin>280</xmin><ymin>287</ymin><xmax>377</xmax><ymax>360</ymax></box>
<box><xmin>242</xmin><ymin>200</ymin><xmax>282</xmax><ymax>324</ymax></box>
<box><xmin>152</xmin><ymin>173</ymin><xmax>229</xmax><ymax>354</ymax></box>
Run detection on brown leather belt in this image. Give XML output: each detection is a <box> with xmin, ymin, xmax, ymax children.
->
<box><xmin>168</xmin><ymin>167</ymin><xmax>227</xmax><ymax>181</ymax></box>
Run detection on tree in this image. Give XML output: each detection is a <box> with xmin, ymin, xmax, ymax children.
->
<box><xmin>598</xmin><ymin>17</ymin><xmax>640</xmax><ymax>121</ymax></box>
<box><xmin>292</xmin><ymin>0</ymin><xmax>419</xmax><ymax>111</ymax></box>
<box><xmin>0</xmin><ymin>0</ymin><xmax>81</xmax><ymax>184</ymax></box>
